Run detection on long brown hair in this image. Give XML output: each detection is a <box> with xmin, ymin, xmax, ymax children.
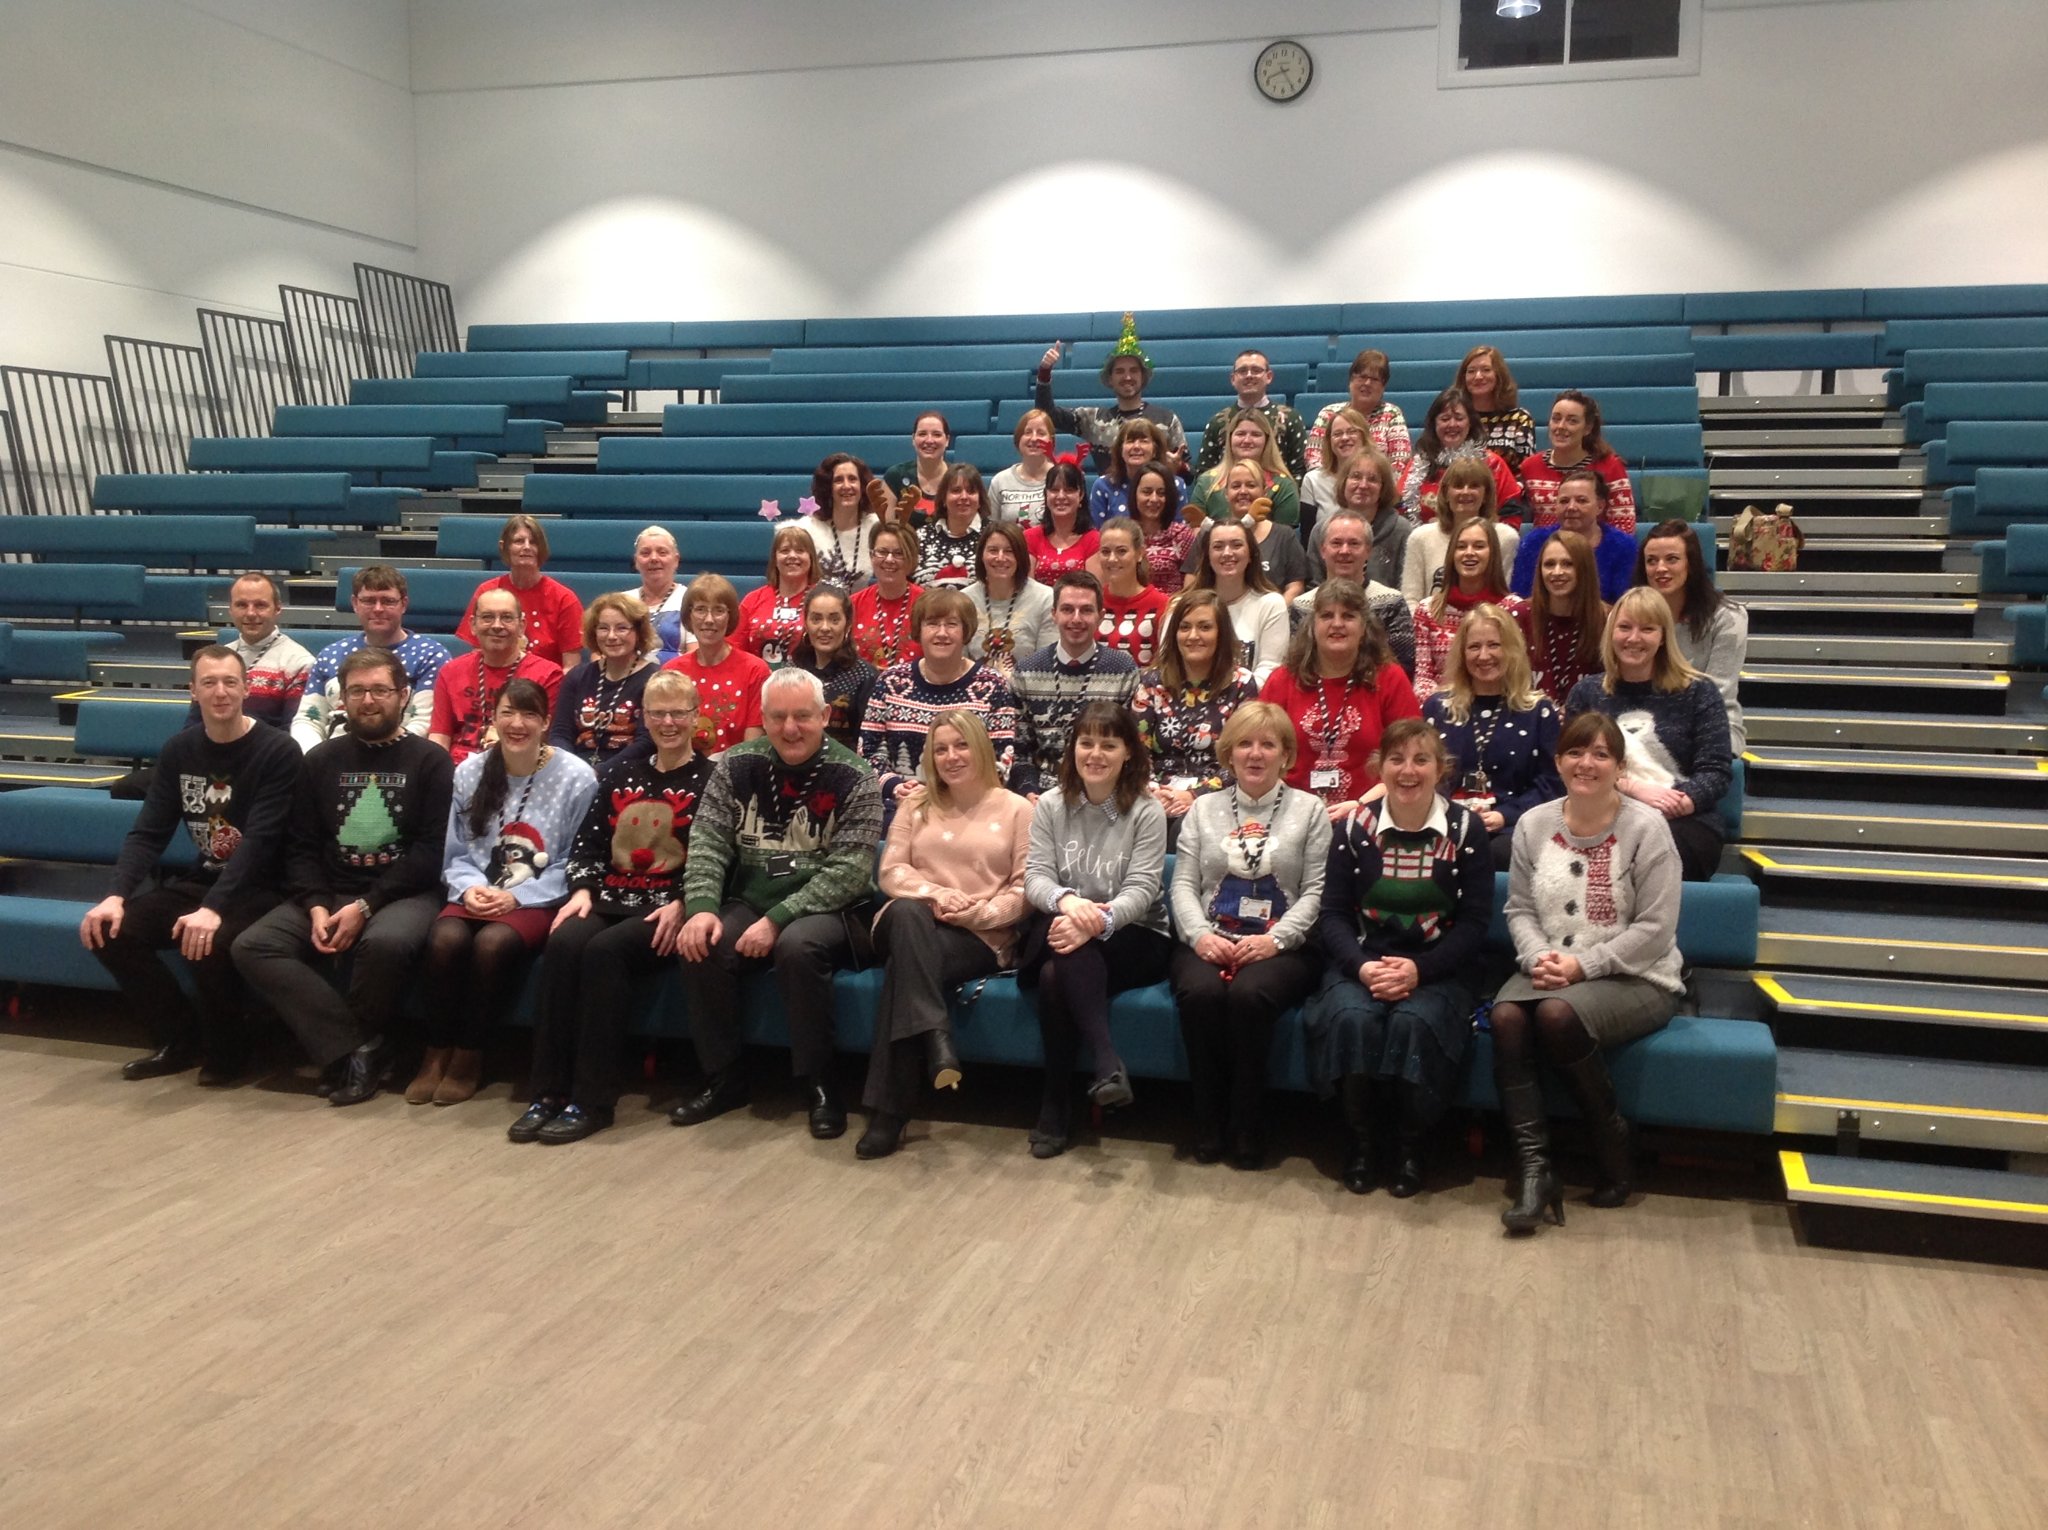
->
<box><xmin>1057</xmin><ymin>700</ymin><xmax>1152</xmax><ymax>813</ymax></box>
<box><xmin>1156</xmin><ymin>588</ymin><xmax>1242</xmax><ymax>691</ymax></box>
<box><xmin>466</xmin><ymin>677</ymin><xmax>553</xmax><ymax>839</ymax></box>
<box><xmin>1280</xmin><ymin>578</ymin><xmax>1394</xmax><ymax>690</ymax></box>
<box><xmin>1427</xmin><ymin>521</ymin><xmax>1512</xmax><ymax>621</ymax></box>
<box><xmin>1535</xmin><ymin>530</ymin><xmax>1606</xmax><ymax>671</ymax></box>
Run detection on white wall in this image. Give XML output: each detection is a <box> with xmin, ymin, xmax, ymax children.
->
<box><xmin>0</xmin><ymin>0</ymin><xmax>415</xmax><ymax>373</ymax></box>
<box><xmin>409</xmin><ymin>0</ymin><xmax>2048</xmax><ymax>324</ymax></box>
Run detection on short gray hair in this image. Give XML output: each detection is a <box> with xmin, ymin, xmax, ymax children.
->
<box><xmin>1318</xmin><ymin>506</ymin><xmax>1373</xmax><ymax>550</ymax></box>
<box><xmin>760</xmin><ymin>666</ymin><xmax>826</xmax><ymax>713</ymax></box>
<box><xmin>634</xmin><ymin>525</ymin><xmax>678</xmax><ymax>553</ymax></box>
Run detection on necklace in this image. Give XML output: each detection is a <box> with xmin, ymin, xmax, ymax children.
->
<box><xmin>499</xmin><ymin>746</ymin><xmax>549</xmax><ymax>829</ymax></box>
<box><xmin>470</xmin><ymin>650</ymin><xmax>523</xmax><ymax>750</ymax></box>
<box><xmin>1226</xmin><ymin>787</ymin><xmax>1270</xmax><ymax>878</ymax></box>
<box><xmin>863</xmin><ymin>589</ymin><xmax>913</xmax><ymax>666</ymax></box>
<box><xmin>830</xmin><ymin>518</ymin><xmax>867</xmax><ymax>583</ymax></box>
<box><xmin>1314</xmin><ymin>675</ymin><xmax>1358</xmax><ymax>764</ymax></box>
<box><xmin>585</xmin><ymin>664</ymin><xmax>636</xmax><ymax>752</ymax></box>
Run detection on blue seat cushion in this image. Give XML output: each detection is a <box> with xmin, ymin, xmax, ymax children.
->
<box><xmin>1691</xmin><ymin>332</ymin><xmax>1880</xmax><ymax>371</ymax></box>
<box><xmin>1461</xmin><ymin>1016</ymin><xmax>1778</xmax><ymax>1133</ymax></box>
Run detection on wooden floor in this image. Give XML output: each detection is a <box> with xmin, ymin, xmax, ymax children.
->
<box><xmin>5</xmin><ymin>1031</ymin><xmax>2048</xmax><ymax>1530</ymax></box>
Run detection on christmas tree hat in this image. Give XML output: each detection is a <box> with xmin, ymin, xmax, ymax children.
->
<box><xmin>1099</xmin><ymin>311</ymin><xmax>1153</xmax><ymax>385</ymax></box>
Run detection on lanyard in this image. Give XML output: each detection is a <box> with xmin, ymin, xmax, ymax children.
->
<box><xmin>1226</xmin><ymin>787</ymin><xmax>1270</xmax><ymax>879</ymax></box>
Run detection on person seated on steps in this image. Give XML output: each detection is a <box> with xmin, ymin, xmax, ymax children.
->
<box><xmin>290</xmin><ymin>564</ymin><xmax>448</xmax><ymax>751</ymax></box>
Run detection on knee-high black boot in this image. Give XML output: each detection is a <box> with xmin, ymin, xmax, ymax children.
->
<box><xmin>1387</xmin><ymin>1081</ymin><xmax>1428</xmax><ymax>1200</ymax></box>
<box><xmin>1555</xmin><ymin>1049</ymin><xmax>1633</xmax><ymax>1208</ymax></box>
<box><xmin>1499</xmin><ymin>1082</ymin><xmax>1564</xmax><ymax>1235</ymax></box>
<box><xmin>1338</xmin><ymin>1074</ymin><xmax>1375</xmax><ymax>1195</ymax></box>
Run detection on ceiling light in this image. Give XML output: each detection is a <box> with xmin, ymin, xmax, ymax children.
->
<box><xmin>1498</xmin><ymin>0</ymin><xmax>1541</xmax><ymax>16</ymax></box>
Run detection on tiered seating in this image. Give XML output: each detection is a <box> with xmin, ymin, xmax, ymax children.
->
<box><xmin>92</xmin><ymin>471</ymin><xmax>419</xmax><ymax>529</ymax></box>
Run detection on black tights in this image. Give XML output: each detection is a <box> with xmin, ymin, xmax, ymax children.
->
<box><xmin>1489</xmin><ymin>997</ymin><xmax>1596</xmax><ymax>1088</ymax></box>
<box><xmin>421</xmin><ymin>917</ymin><xmax>534</xmax><ymax>1050</ymax></box>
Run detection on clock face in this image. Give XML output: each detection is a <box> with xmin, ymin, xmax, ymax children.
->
<box><xmin>1256</xmin><ymin>40</ymin><xmax>1312</xmax><ymax>102</ymax></box>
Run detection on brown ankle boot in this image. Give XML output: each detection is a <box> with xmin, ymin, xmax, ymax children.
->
<box><xmin>433</xmin><ymin>1049</ymin><xmax>483</xmax><ymax>1105</ymax></box>
<box><xmin>405</xmin><ymin>1047</ymin><xmax>451</xmax><ymax>1105</ymax></box>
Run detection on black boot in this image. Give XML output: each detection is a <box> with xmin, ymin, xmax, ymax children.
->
<box><xmin>925</xmin><ymin>1027</ymin><xmax>961</xmax><ymax>1091</ymax></box>
<box><xmin>1556</xmin><ymin>1050</ymin><xmax>1633</xmax><ymax>1208</ymax></box>
<box><xmin>1499</xmin><ymin>1081</ymin><xmax>1564</xmax><ymax>1235</ymax></box>
<box><xmin>1337</xmin><ymin>1075</ymin><xmax>1375</xmax><ymax>1195</ymax></box>
<box><xmin>856</xmin><ymin>1111</ymin><xmax>907</xmax><ymax>1159</ymax></box>
<box><xmin>1387</xmin><ymin>1083</ymin><xmax>1427</xmax><ymax>1200</ymax></box>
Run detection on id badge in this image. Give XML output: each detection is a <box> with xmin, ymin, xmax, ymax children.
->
<box><xmin>765</xmin><ymin>852</ymin><xmax>799</xmax><ymax>878</ymax></box>
<box><xmin>1309</xmin><ymin>767</ymin><xmax>1343</xmax><ymax>792</ymax></box>
<box><xmin>1236</xmin><ymin>896</ymin><xmax>1273</xmax><ymax>922</ymax></box>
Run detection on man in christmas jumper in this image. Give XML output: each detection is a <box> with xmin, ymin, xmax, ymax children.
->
<box><xmin>232</xmin><ymin>648</ymin><xmax>455</xmax><ymax>1107</ymax></box>
<box><xmin>82</xmin><ymin>646</ymin><xmax>301</xmax><ymax>1084</ymax></box>
<box><xmin>1033</xmin><ymin>314</ymin><xmax>1188</xmax><ymax>475</ymax></box>
<box><xmin>672</xmin><ymin>667</ymin><xmax>884</xmax><ymax>1140</ymax></box>
<box><xmin>292</xmin><ymin>565</ymin><xmax>448</xmax><ymax>750</ymax></box>
<box><xmin>428</xmin><ymin>585</ymin><xmax>564</xmax><ymax>763</ymax></box>
<box><xmin>1195</xmin><ymin>350</ymin><xmax>1309</xmax><ymax>478</ymax></box>
<box><xmin>1009</xmin><ymin>572</ymin><xmax>1138</xmax><ymax>795</ymax></box>
<box><xmin>182</xmin><ymin>573</ymin><xmax>313</xmax><ymax>731</ymax></box>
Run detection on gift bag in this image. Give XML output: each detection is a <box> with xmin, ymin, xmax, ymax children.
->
<box><xmin>1730</xmin><ymin>502</ymin><xmax>1804</xmax><ymax>571</ymax></box>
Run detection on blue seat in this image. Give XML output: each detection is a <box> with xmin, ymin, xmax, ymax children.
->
<box><xmin>1363</xmin><ymin>353</ymin><xmax>1699</xmax><ymax>392</ymax></box>
<box><xmin>467</xmin><ymin>322</ymin><xmax>678</xmax><ymax>351</ymax></box>
<box><xmin>0</xmin><ymin>626</ymin><xmax>123</xmax><ymax>681</ymax></box>
<box><xmin>1340</xmin><ymin>326</ymin><xmax>1694</xmax><ymax>364</ymax></box>
<box><xmin>273</xmin><ymin>403</ymin><xmax>512</xmax><ymax>440</ymax></box>
<box><xmin>668</xmin><ymin>320</ymin><xmax>809</xmax><ymax>350</ymax></box>
<box><xmin>72</xmin><ymin>699</ymin><xmax>191</xmax><ymax>761</ymax></box>
<box><xmin>351</xmin><ymin>377</ymin><xmax>612</xmax><ymax>425</ymax></box>
<box><xmin>415</xmin><ymin>350</ymin><xmax>629</xmax><ymax>384</ymax></box>
<box><xmin>522</xmin><ymin>473</ymin><xmax>801</xmax><ymax>519</ymax></box>
<box><xmin>1946</xmin><ymin>422</ymin><xmax>2048</xmax><ymax>470</ymax></box>
<box><xmin>1088</xmin><ymin>304</ymin><xmax>1343</xmax><ymax>340</ymax></box>
<box><xmin>807</xmin><ymin>313</ymin><xmax>1097</xmax><ymax>346</ymax></box>
<box><xmin>434</xmin><ymin>516</ymin><xmax>774</xmax><ymax>576</ymax></box>
<box><xmin>1881</xmin><ymin>317</ymin><xmax>2048</xmax><ymax>363</ymax></box>
<box><xmin>91</xmin><ymin>472</ymin><xmax>412</xmax><ymax>529</ymax></box>
<box><xmin>1682</xmin><ymin>290</ymin><xmax>1864</xmax><ymax>324</ymax></box>
<box><xmin>663</xmin><ymin>401</ymin><xmax>998</xmax><ymax>437</ymax></box>
<box><xmin>188</xmin><ymin>436</ymin><xmax>437</xmax><ymax>473</ymax></box>
<box><xmin>1690</xmin><ymin>332</ymin><xmax>1880</xmax><ymax>373</ymax></box>
<box><xmin>1339</xmin><ymin>295</ymin><xmax>1685</xmax><ymax>331</ymax></box>
<box><xmin>596</xmin><ymin>433</ymin><xmax>1016</xmax><ymax>476</ymax></box>
<box><xmin>2010</xmin><ymin>604</ymin><xmax>2048</xmax><ymax>666</ymax></box>
<box><xmin>1900</xmin><ymin>347</ymin><xmax>2048</xmax><ymax>393</ymax></box>
<box><xmin>0</xmin><ymin>563</ymin><xmax>146</xmax><ymax>618</ymax></box>
<box><xmin>772</xmin><ymin>342</ymin><xmax>1046</xmax><ymax>375</ymax></box>
<box><xmin>1865</xmin><ymin>284</ymin><xmax>2048</xmax><ymax>320</ymax></box>
<box><xmin>1922</xmin><ymin>383</ymin><xmax>2048</xmax><ymax>427</ymax></box>
<box><xmin>627</xmin><ymin>357</ymin><xmax>773</xmax><ymax>390</ymax></box>
<box><xmin>1599</xmin><ymin>423</ymin><xmax>1705</xmax><ymax>468</ymax></box>
<box><xmin>723</xmin><ymin>369</ymin><xmax>1019</xmax><ymax>405</ymax></box>
<box><xmin>0</xmin><ymin>514</ymin><xmax>329</xmax><ymax>572</ymax></box>
<box><xmin>0</xmin><ymin>787</ymin><xmax>190</xmax><ymax>867</ymax></box>
<box><xmin>1460</xmin><ymin>1016</ymin><xmax>1777</xmax><ymax>1132</ymax></box>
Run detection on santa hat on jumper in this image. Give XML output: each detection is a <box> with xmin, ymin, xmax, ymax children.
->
<box><xmin>499</xmin><ymin>821</ymin><xmax>549</xmax><ymax>868</ymax></box>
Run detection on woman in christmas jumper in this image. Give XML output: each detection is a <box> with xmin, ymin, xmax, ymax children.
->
<box><xmin>1299</xmin><ymin>405</ymin><xmax>1371</xmax><ymax>535</ymax></box>
<box><xmin>1218</xmin><ymin>460</ymin><xmax>1308</xmax><ymax>600</ymax></box>
<box><xmin>1022</xmin><ymin>702</ymin><xmax>1173</xmax><ymax>1157</ymax></box>
<box><xmin>913</xmin><ymin>462</ymin><xmax>992</xmax><ymax>589</ymax></box>
<box><xmin>1305</xmin><ymin>347</ymin><xmax>1412</xmax><ymax>484</ymax></box>
<box><xmin>790</xmin><ymin>584</ymin><xmax>877</xmax><ymax>749</ymax></box>
<box><xmin>735</xmin><ymin>523</ymin><xmax>820</xmax><ymax>667</ymax></box>
<box><xmin>963</xmin><ymin>520</ymin><xmax>1052</xmax><ymax>675</ymax></box>
<box><xmin>988</xmin><ymin>409</ymin><xmax>1054</xmax><ymax>528</ymax></box>
<box><xmin>1023</xmin><ymin>460</ymin><xmax>1099</xmax><ymax>583</ymax></box>
<box><xmin>1636</xmin><ymin>519</ymin><xmax>1749</xmax><ymax>751</ymax></box>
<box><xmin>1492</xmin><ymin>710</ymin><xmax>1683</xmax><ymax>1234</ymax></box>
<box><xmin>1092</xmin><ymin>517</ymin><xmax>1170</xmax><ymax>668</ymax></box>
<box><xmin>859</xmin><ymin>587</ymin><xmax>1022</xmax><ymax>804</ymax></box>
<box><xmin>1130</xmin><ymin>590</ymin><xmax>1258</xmax><ymax>823</ymax></box>
<box><xmin>456</xmin><ymin>513</ymin><xmax>586</xmax><ymax>669</ymax></box>
<box><xmin>1169</xmin><ymin>701</ymin><xmax>1330</xmax><ymax>1170</ymax></box>
<box><xmin>1518</xmin><ymin>390</ymin><xmax>1637</xmax><ymax>533</ymax></box>
<box><xmin>1129</xmin><ymin>461</ymin><xmax>1196</xmax><ymax>595</ymax></box>
<box><xmin>883</xmin><ymin>409</ymin><xmax>953</xmax><ymax>518</ymax></box>
<box><xmin>1509</xmin><ymin>468</ymin><xmax>1638</xmax><ymax>604</ymax></box>
<box><xmin>410</xmin><ymin>678</ymin><xmax>598</xmax><ymax>1107</ymax></box>
<box><xmin>801</xmin><ymin>452</ymin><xmax>890</xmax><ymax>590</ymax></box>
<box><xmin>1529</xmin><ymin>531</ymin><xmax>1606</xmax><ymax>705</ymax></box>
<box><xmin>1411</xmin><ymin>519</ymin><xmax>1532</xmax><ymax>702</ymax></box>
<box><xmin>1307</xmin><ymin>719</ymin><xmax>1494</xmax><ymax>1198</ymax></box>
<box><xmin>550</xmin><ymin>593</ymin><xmax>655</xmax><ymax>768</ymax></box>
<box><xmin>1260</xmin><ymin>579</ymin><xmax>1421</xmax><ymax>819</ymax></box>
<box><xmin>1454</xmin><ymin>345</ymin><xmax>1537</xmax><ymax>465</ymax></box>
<box><xmin>1404</xmin><ymin>388</ymin><xmax>1525</xmax><ymax>529</ymax></box>
<box><xmin>1188</xmin><ymin>516</ymin><xmax>1291</xmax><ymax>683</ymax></box>
<box><xmin>849</xmin><ymin>521</ymin><xmax>924</xmax><ymax>672</ymax></box>
<box><xmin>661</xmin><ymin>574</ymin><xmax>769</xmax><ymax>755</ymax></box>
<box><xmin>1191</xmin><ymin>410</ymin><xmax>1301</xmax><ymax>529</ymax></box>
<box><xmin>1565</xmin><ymin>587</ymin><xmax>1732</xmax><ymax>882</ymax></box>
<box><xmin>1087</xmin><ymin>417</ymin><xmax>1170</xmax><ymax>524</ymax></box>
<box><xmin>1421</xmin><ymin>604</ymin><xmax>1562</xmax><ymax>867</ymax></box>
<box><xmin>517</xmin><ymin>670</ymin><xmax>712</xmax><ymax>1143</ymax></box>
<box><xmin>1401</xmin><ymin>456</ymin><xmax>1522</xmax><ymax>604</ymax></box>
<box><xmin>855</xmin><ymin>710</ymin><xmax>1032</xmax><ymax>1159</ymax></box>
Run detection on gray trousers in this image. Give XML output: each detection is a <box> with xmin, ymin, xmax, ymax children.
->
<box><xmin>231</xmin><ymin>893</ymin><xmax>443</xmax><ymax>1066</ymax></box>
<box><xmin>682</xmin><ymin>899</ymin><xmax>873</xmax><ymax>1080</ymax></box>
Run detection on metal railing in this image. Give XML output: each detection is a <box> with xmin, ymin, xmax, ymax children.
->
<box><xmin>105</xmin><ymin>335</ymin><xmax>224</xmax><ymax>474</ymax></box>
<box><xmin>279</xmin><ymin>284</ymin><xmax>371</xmax><ymax>406</ymax></box>
<box><xmin>0</xmin><ymin>367</ymin><xmax>132</xmax><ymax>516</ymax></box>
<box><xmin>198</xmin><ymin>308</ymin><xmax>299</xmax><ymax>437</ymax></box>
<box><xmin>355</xmin><ymin>263</ymin><xmax>459</xmax><ymax>377</ymax></box>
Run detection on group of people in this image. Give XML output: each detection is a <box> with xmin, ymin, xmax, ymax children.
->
<box><xmin>80</xmin><ymin>323</ymin><xmax>1740</xmax><ymax>1231</ymax></box>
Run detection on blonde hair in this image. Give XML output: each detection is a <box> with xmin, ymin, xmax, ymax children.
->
<box><xmin>914</xmin><ymin>708</ymin><xmax>1001</xmax><ymax>815</ymax></box>
<box><xmin>643</xmin><ymin>669</ymin><xmax>698</xmax><ymax>710</ymax></box>
<box><xmin>1218</xmin><ymin>699</ymin><xmax>1299</xmax><ymax>774</ymax></box>
<box><xmin>1599</xmin><ymin>587</ymin><xmax>1704</xmax><ymax>695</ymax></box>
<box><xmin>1435</xmin><ymin>604</ymin><xmax>1545</xmax><ymax>723</ymax></box>
<box><xmin>1217</xmin><ymin>409</ymin><xmax>1291</xmax><ymax>484</ymax></box>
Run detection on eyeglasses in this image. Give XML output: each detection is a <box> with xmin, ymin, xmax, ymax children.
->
<box><xmin>354</xmin><ymin>594</ymin><xmax>403</xmax><ymax>608</ymax></box>
<box><xmin>343</xmin><ymin>685</ymin><xmax>400</xmax><ymax>701</ymax></box>
<box><xmin>645</xmin><ymin>708</ymin><xmax>699</xmax><ymax>722</ymax></box>
<box><xmin>1231</xmin><ymin>364</ymin><xmax>1269</xmax><ymax>377</ymax></box>
<box><xmin>474</xmin><ymin>613</ymin><xmax>522</xmax><ymax>626</ymax></box>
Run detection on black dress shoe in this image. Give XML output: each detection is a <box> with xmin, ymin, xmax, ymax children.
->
<box><xmin>538</xmin><ymin>1103</ymin><xmax>613</xmax><ymax>1144</ymax></box>
<box><xmin>855</xmin><ymin>1112</ymin><xmax>906</xmax><ymax>1159</ymax></box>
<box><xmin>121</xmin><ymin>1044</ymin><xmax>198</xmax><ymax>1082</ymax></box>
<box><xmin>805</xmin><ymin>1077</ymin><xmax>847</xmax><ymax>1140</ymax></box>
<box><xmin>1228</xmin><ymin>1133</ymin><xmax>1266</xmax><ymax>1171</ymax></box>
<box><xmin>196</xmin><ymin>1052</ymin><xmax>250</xmax><ymax>1088</ymax></box>
<box><xmin>925</xmin><ymin>1028</ymin><xmax>962</xmax><ymax>1091</ymax></box>
<box><xmin>670</xmin><ymin>1070</ymin><xmax>747</xmax><ymax>1126</ymax></box>
<box><xmin>1029</xmin><ymin>1094</ymin><xmax>1072</xmax><ymax>1160</ymax></box>
<box><xmin>315</xmin><ymin>1059</ymin><xmax>344</xmax><ymax>1098</ymax></box>
<box><xmin>327</xmin><ymin>1037</ymin><xmax>387</xmax><ymax>1107</ymax></box>
<box><xmin>1191</xmin><ymin>1137</ymin><xmax>1227</xmax><ymax>1165</ymax></box>
<box><xmin>507</xmin><ymin>1099</ymin><xmax>562</xmax><ymax>1143</ymax></box>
